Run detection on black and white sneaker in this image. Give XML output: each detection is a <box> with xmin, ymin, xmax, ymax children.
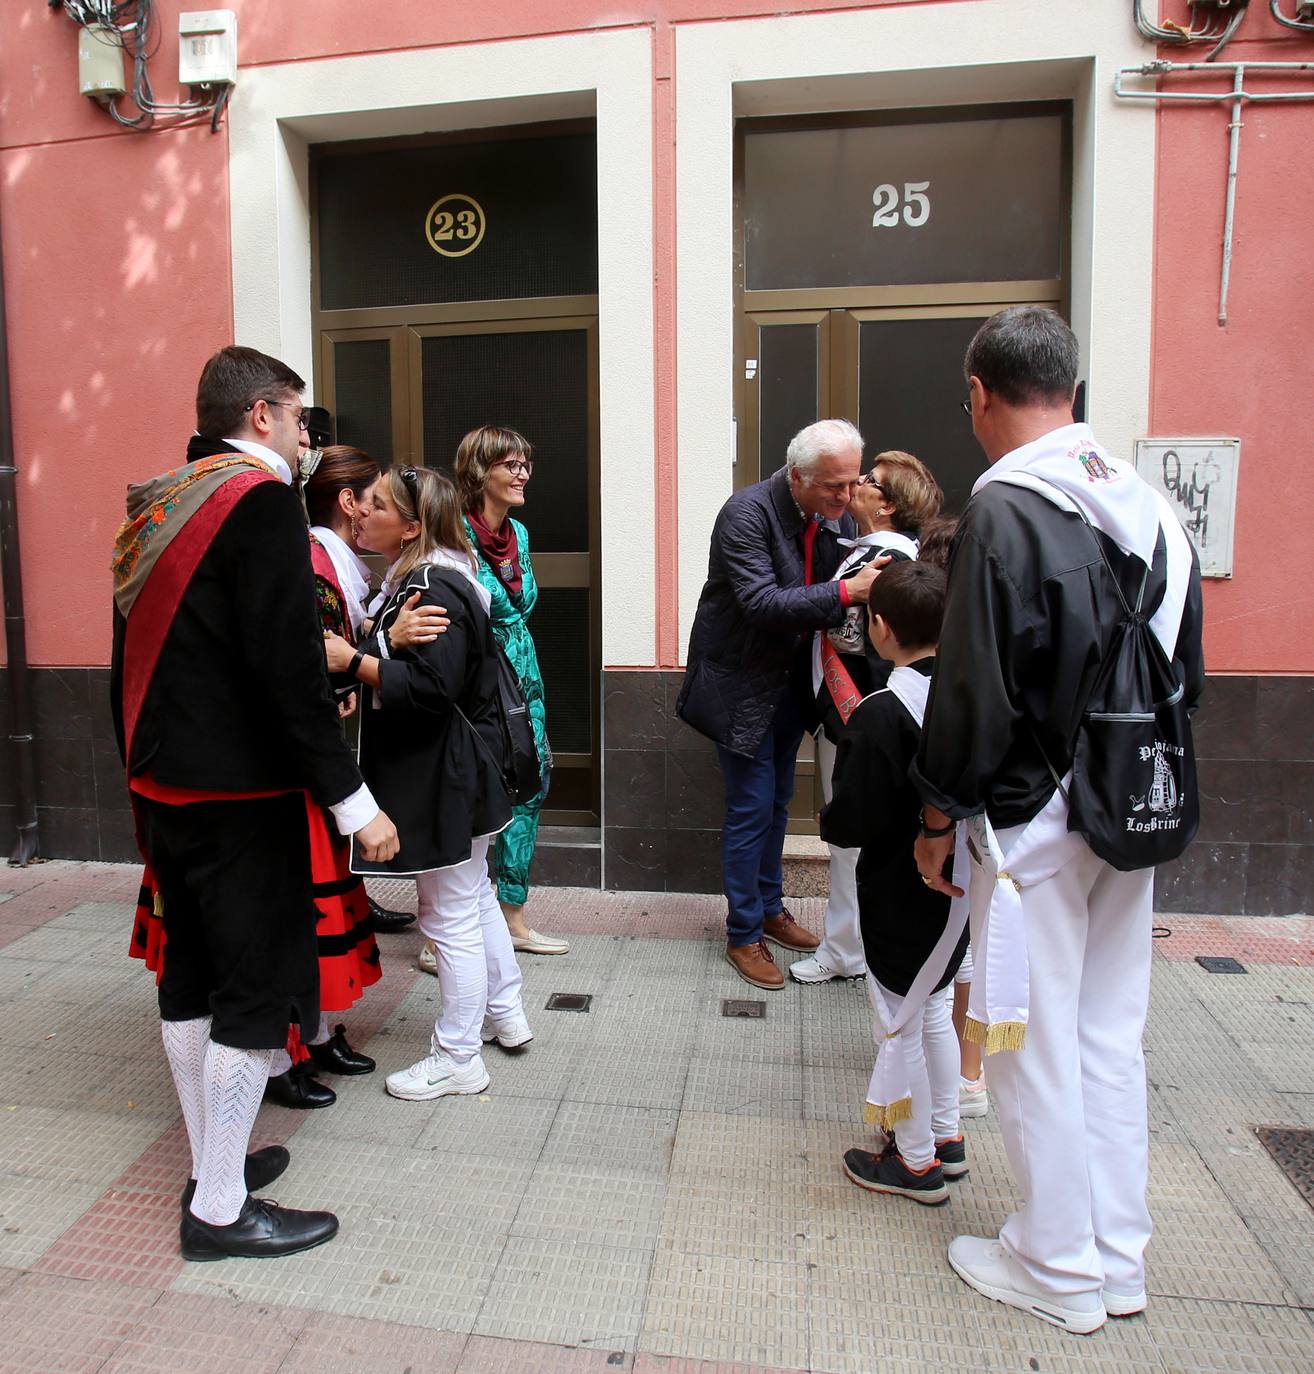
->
<box><xmin>935</xmin><ymin>1134</ymin><xmax>969</xmax><ymax>1179</ymax></box>
<box><xmin>842</xmin><ymin>1146</ymin><xmax>949</xmax><ymax>1205</ymax></box>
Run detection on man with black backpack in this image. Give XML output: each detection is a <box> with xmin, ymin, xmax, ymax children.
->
<box><xmin>911</xmin><ymin>307</ymin><xmax>1204</xmax><ymax>1334</ymax></box>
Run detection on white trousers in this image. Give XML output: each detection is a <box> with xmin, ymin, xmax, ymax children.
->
<box><xmin>415</xmin><ymin>836</ymin><xmax>524</xmax><ymax>1065</ymax></box>
<box><xmin>871</xmin><ymin>979</ymin><xmax>961</xmax><ymax>1169</ymax></box>
<box><xmin>973</xmin><ymin>828</ymin><xmax>1154</xmax><ymax>1298</ymax></box>
<box><xmin>814</xmin><ymin>732</ymin><xmax>868</xmax><ymax>976</ymax></box>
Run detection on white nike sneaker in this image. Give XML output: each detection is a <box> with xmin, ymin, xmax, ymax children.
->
<box><xmin>480</xmin><ymin>1010</ymin><xmax>533</xmax><ymax>1049</ymax></box>
<box><xmin>948</xmin><ymin>1236</ymin><xmax>1106</xmax><ymax>1334</ymax></box>
<box><xmin>385</xmin><ymin>1044</ymin><xmax>490</xmax><ymax>1102</ymax></box>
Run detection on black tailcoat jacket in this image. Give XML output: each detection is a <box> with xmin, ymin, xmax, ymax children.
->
<box><xmin>352</xmin><ymin>562</ymin><xmax>512</xmax><ymax>876</ymax></box>
<box><xmin>110</xmin><ymin>438</ymin><xmax>364</xmax><ymax>808</ymax></box>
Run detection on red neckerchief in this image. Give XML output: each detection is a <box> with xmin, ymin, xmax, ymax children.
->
<box><xmin>467</xmin><ymin>508</ymin><xmax>523</xmax><ymax>595</ymax></box>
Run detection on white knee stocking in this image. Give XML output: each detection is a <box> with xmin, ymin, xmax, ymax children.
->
<box><xmin>190</xmin><ymin>1042</ymin><xmax>273</xmax><ymax>1226</ymax></box>
<box><xmin>308</xmin><ymin>1013</ymin><xmax>331</xmax><ymax>1047</ymax></box>
<box><xmin>161</xmin><ymin>1016</ymin><xmax>212</xmax><ymax>1180</ymax></box>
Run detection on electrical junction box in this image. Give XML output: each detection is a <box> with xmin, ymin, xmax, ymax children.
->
<box><xmin>78</xmin><ymin>24</ymin><xmax>126</xmax><ymax>99</ymax></box>
<box><xmin>179</xmin><ymin>10</ymin><xmax>237</xmax><ymax>88</ymax></box>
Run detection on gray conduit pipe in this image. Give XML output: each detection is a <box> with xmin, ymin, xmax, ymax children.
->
<box><xmin>0</xmin><ymin>199</ymin><xmax>40</xmax><ymax>865</ymax></box>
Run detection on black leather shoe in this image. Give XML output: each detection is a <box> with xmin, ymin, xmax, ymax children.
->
<box><xmin>368</xmin><ymin>893</ymin><xmax>416</xmax><ymax>934</ymax></box>
<box><xmin>181</xmin><ymin>1145</ymin><xmax>290</xmax><ymax>1212</ymax></box>
<box><xmin>263</xmin><ymin>1065</ymin><xmax>336</xmax><ymax>1109</ymax></box>
<box><xmin>180</xmin><ymin>1193</ymin><xmax>338</xmax><ymax>1261</ymax></box>
<box><xmin>307</xmin><ymin>1024</ymin><xmax>375</xmax><ymax>1076</ymax></box>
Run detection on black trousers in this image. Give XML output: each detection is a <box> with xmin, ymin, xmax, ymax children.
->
<box><xmin>137</xmin><ymin>792</ymin><xmax>320</xmax><ymax>1049</ymax></box>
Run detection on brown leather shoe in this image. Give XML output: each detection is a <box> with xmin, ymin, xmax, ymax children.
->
<box><xmin>762</xmin><ymin>909</ymin><xmax>821</xmax><ymax>953</ymax></box>
<box><xmin>725</xmin><ymin>939</ymin><xmax>785</xmax><ymax>990</ymax></box>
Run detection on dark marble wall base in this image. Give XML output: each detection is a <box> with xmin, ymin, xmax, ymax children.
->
<box><xmin>600</xmin><ymin>669</ymin><xmax>1314</xmax><ymax>916</ymax></box>
<box><xmin>602</xmin><ymin>670</ymin><xmax>723</xmax><ymax>895</ymax></box>
<box><xmin>0</xmin><ymin>666</ymin><xmax>138</xmax><ymax>864</ymax></box>
<box><xmin>5</xmin><ymin>664</ymin><xmax>1312</xmax><ymax>916</ymax></box>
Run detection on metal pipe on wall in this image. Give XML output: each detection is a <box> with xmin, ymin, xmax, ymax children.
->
<box><xmin>0</xmin><ymin>198</ymin><xmax>40</xmax><ymax>865</ymax></box>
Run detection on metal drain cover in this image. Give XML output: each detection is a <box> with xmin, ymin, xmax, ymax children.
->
<box><xmin>1255</xmin><ymin>1127</ymin><xmax>1314</xmax><ymax>1211</ymax></box>
<box><xmin>545</xmin><ymin>992</ymin><xmax>592</xmax><ymax>1012</ymax></box>
<box><xmin>1197</xmin><ymin>956</ymin><xmax>1248</xmax><ymax>975</ymax></box>
<box><xmin>722</xmin><ymin>999</ymin><xmax>765</xmax><ymax>1019</ymax></box>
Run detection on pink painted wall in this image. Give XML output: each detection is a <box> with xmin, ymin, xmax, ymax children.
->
<box><xmin>1149</xmin><ymin>9</ymin><xmax>1314</xmax><ymax>673</ymax></box>
<box><xmin>2</xmin><ymin>0</ymin><xmax>1310</xmax><ymax>673</ymax></box>
<box><xmin>0</xmin><ymin>0</ymin><xmax>917</xmax><ymax>670</ymax></box>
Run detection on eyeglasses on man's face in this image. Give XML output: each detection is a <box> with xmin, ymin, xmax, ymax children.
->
<box><xmin>246</xmin><ymin>399</ymin><xmax>309</xmax><ymax>430</ymax></box>
<box><xmin>959</xmin><ymin>398</ymin><xmax>972</xmax><ymax>416</ymax></box>
<box><xmin>493</xmin><ymin>458</ymin><xmax>533</xmax><ymax>478</ymax></box>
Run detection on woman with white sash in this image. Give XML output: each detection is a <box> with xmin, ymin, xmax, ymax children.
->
<box><xmin>912</xmin><ymin>308</ymin><xmax>1204</xmax><ymax>1334</ymax></box>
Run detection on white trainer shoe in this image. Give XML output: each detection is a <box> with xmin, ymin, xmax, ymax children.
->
<box><xmin>481</xmin><ymin>1010</ymin><xmax>533</xmax><ymax>1049</ymax></box>
<box><xmin>385</xmin><ymin>1044</ymin><xmax>490</xmax><ymax>1102</ymax></box>
<box><xmin>948</xmin><ymin>1236</ymin><xmax>1106</xmax><ymax>1334</ymax></box>
<box><xmin>959</xmin><ymin>1074</ymin><xmax>989</xmax><ymax>1119</ymax></box>
<box><xmin>1102</xmin><ymin>1288</ymin><xmax>1147</xmax><ymax>1317</ymax></box>
<box><xmin>788</xmin><ymin>955</ymin><xmax>864</xmax><ymax>984</ymax></box>
<box><xmin>418</xmin><ymin>940</ymin><xmax>437</xmax><ymax>977</ymax></box>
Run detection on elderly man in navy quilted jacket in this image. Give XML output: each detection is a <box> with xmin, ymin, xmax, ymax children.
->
<box><xmin>677</xmin><ymin>419</ymin><xmax>882</xmax><ymax>989</ymax></box>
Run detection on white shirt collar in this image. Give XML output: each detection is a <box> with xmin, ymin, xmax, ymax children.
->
<box><xmin>223</xmin><ymin>437</ymin><xmax>293</xmax><ymax>486</ymax></box>
<box><xmin>309</xmin><ymin>525</ymin><xmax>372</xmax><ymax>633</ymax></box>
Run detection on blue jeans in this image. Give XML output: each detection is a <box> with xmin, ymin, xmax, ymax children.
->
<box><xmin>717</xmin><ymin>692</ymin><xmax>806</xmax><ymax>947</ymax></box>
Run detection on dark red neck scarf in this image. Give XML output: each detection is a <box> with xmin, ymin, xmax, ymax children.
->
<box><xmin>467</xmin><ymin>508</ymin><xmax>523</xmax><ymax>595</ymax></box>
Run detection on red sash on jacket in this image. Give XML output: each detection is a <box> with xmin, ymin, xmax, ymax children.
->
<box><xmin>120</xmin><ymin>470</ymin><xmax>276</xmax><ymax>762</ymax></box>
<box><xmin>805</xmin><ymin>519</ymin><xmax>863</xmax><ymax>726</ymax></box>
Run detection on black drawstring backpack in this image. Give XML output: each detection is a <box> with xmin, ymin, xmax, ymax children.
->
<box><xmin>1037</xmin><ymin>511</ymin><xmax>1198</xmax><ymax>872</ymax></box>
<box><xmin>456</xmin><ymin>643</ymin><xmax>543</xmax><ymax>807</ymax></box>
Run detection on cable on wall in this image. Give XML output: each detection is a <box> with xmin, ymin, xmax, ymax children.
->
<box><xmin>1133</xmin><ymin>1</ymin><xmax>1251</xmax><ymax>60</ymax></box>
<box><xmin>51</xmin><ymin>1</ymin><xmax>232</xmax><ymax>133</ymax></box>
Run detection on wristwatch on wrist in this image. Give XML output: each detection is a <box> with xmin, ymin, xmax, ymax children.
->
<box><xmin>919</xmin><ymin>812</ymin><xmax>954</xmax><ymax>839</ymax></box>
<box><xmin>347</xmin><ymin>649</ymin><xmax>365</xmax><ymax>679</ymax></box>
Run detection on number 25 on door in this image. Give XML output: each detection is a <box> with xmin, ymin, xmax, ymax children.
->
<box><xmin>872</xmin><ymin>181</ymin><xmax>931</xmax><ymax>229</ymax></box>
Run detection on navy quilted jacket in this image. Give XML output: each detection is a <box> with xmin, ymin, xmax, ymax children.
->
<box><xmin>676</xmin><ymin>469</ymin><xmax>854</xmax><ymax>757</ymax></box>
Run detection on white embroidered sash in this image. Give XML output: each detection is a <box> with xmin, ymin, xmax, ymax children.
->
<box><xmin>862</xmin><ymin>666</ymin><xmax>972</xmax><ymax>1128</ymax></box>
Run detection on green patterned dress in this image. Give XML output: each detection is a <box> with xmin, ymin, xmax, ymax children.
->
<box><xmin>465</xmin><ymin>515</ymin><xmax>550</xmax><ymax>906</ymax></box>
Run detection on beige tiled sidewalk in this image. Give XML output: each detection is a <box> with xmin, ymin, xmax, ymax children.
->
<box><xmin>0</xmin><ymin>862</ymin><xmax>1312</xmax><ymax>1372</ymax></box>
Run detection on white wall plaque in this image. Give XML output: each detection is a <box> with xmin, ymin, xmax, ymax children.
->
<box><xmin>1133</xmin><ymin>437</ymin><xmax>1240</xmax><ymax>578</ymax></box>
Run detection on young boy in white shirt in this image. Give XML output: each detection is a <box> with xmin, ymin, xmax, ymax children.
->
<box><xmin>820</xmin><ymin>561</ymin><xmax>968</xmax><ymax>1203</ymax></box>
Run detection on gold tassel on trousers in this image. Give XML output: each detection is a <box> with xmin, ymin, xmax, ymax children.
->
<box><xmin>863</xmin><ymin>1097</ymin><xmax>913</xmax><ymax>1130</ymax></box>
<box><xmin>963</xmin><ymin>1016</ymin><xmax>1027</xmax><ymax>1054</ymax></box>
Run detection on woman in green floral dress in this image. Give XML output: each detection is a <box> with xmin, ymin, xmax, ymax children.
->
<box><xmin>421</xmin><ymin>425</ymin><xmax>568</xmax><ymax>962</ymax></box>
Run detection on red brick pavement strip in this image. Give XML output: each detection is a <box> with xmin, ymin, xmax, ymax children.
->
<box><xmin>30</xmin><ymin>927</ymin><xmax>423</xmax><ymax>1291</ymax></box>
<box><xmin>1149</xmin><ymin>914</ymin><xmax>1314</xmax><ymax>965</ymax></box>
<box><xmin>0</xmin><ymin>1273</ymin><xmax>799</xmax><ymax>1374</ymax></box>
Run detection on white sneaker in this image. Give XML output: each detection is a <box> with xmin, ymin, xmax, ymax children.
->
<box><xmin>418</xmin><ymin>940</ymin><xmax>437</xmax><ymax>977</ymax></box>
<box><xmin>948</xmin><ymin>1236</ymin><xmax>1106</xmax><ymax>1335</ymax></box>
<box><xmin>385</xmin><ymin>1045</ymin><xmax>490</xmax><ymax>1101</ymax></box>
<box><xmin>1102</xmin><ymin>1288</ymin><xmax>1147</xmax><ymax>1317</ymax></box>
<box><xmin>959</xmin><ymin>1074</ymin><xmax>989</xmax><ymax>1119</ymax></box>
<box><xmin>481</xmin><ymin>1010</ymin><xmax>533</xmax><ymax>1049</ymax></box>
<box><xmin>788</xmin><ymin>955</ymin><xmax>864</xmax><ymax>984</ymax></box>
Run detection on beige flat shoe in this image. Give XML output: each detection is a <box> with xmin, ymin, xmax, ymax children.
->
<box><xmin>511</xmin><ymin>928</ymin><xmax>570</xmax><ymax>955</ymax></box>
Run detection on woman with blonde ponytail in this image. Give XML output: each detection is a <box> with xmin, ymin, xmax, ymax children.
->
<box><xmin>324</xmin><ymin>465</ymin><xmax>532</xmax><ymax>1100</ymax></box>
